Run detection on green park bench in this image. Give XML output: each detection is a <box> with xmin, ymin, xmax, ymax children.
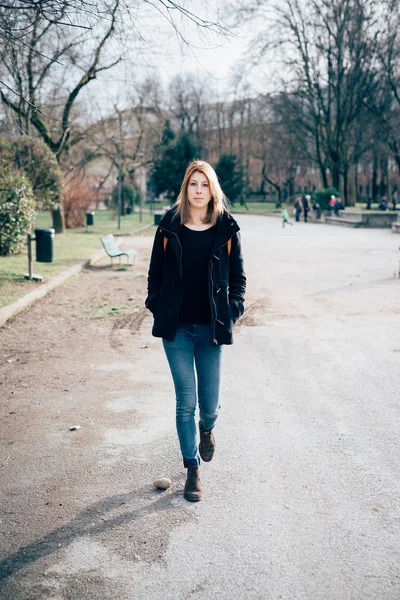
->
<box><xmin>100</xmin><ymin>234</ymin><xmax>138</xmax><ymax>266</ymax></box>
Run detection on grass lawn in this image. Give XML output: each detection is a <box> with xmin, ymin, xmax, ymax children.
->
<box><xmin>0</xmin><ymin>209</ymin><xmax>154</xmax><ymax>309</ymax></box>
<box><xmin>230</xmin><ymin>202</ymin><xmax>281</xmax><ymax>214</ymax></box>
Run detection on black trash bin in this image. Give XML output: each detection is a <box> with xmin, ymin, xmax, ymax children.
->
<box><xmin>35</xmin><ymin>228</ymin><xmax>55</xmax><ymax>263</ymax></box>
<box><xmin>154</xmin><ymin>213</ymin><xmax>163</xmax><ymax>225</ymax></box>
<box><xmin>86</xmin><ymin>211</ymin><xmax>94</xmax><ymax>226</ymax></box>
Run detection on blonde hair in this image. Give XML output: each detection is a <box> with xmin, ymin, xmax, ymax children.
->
<box><xmin>175</xmin><ymin>160</ymin><xmax>228</xmax><ymax>226</ymax></box>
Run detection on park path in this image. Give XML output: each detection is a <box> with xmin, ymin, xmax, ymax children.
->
<box><xmin>1</xmin><ymin>216</ymin><xmax>400</xmax><ymax>599</ymax></box>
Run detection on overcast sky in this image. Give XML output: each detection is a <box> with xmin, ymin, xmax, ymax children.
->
<box><xmin>156</xmin><ymin>1</ymin><xmax>247</xmax><ymax>84</ymax></box>
<box><xmin>81</xmin><ymin>0</ymin><xmax>267</xmax><ymax>118</ymax></box>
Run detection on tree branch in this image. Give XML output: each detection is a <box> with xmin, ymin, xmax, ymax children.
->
<box><xmin>55</xmin><ymin>0</ymin><xmax>120</xmax><ymax>155</ymax></box>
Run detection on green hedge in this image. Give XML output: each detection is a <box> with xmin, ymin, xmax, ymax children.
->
<box><xmin>312</xmin><ymin>187</ymin><xmax>340</xmax><ymax>210</ymax></box>
<box><xmin>0</xmin><ymin>172</ymin><xmax>36</xmax><ymax>256</ymax></box>
<box><xmin>0</xmin><ymin>137</ymin><xmax>63</xmax><ymax>209</ymax></box>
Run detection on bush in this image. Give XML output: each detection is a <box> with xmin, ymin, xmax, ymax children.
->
<box><xmin>312</xmin><ymin>187</ymin><xmax>340</xmax><ymax>211</ymax></box>
<box><xmin>0</xmin><ymin>137</ymin><xmax>63</xmax><ymax>209</ymax></box>
<box><xmin>0</xmin><ymin>172</ymin><xmax>36</xmax><ymax>256</ymax></box>
<box><xmin>63</xmin><ymin>173</ymin><xmax>97</xmax><ymax>228</ymax></box>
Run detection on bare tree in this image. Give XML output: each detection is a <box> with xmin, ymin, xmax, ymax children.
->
<box><xmin>374</xmin><ymin>0</ymin><xmax>400</xmax><ymax>172</ymax></box>
<box><xmin>242</xmin><ymin>0</ymin><xmax>382</xmax><ymax>204</ymax></box>
<box><xmin>168</xmin><ymin>73</ymin><xmax>211</xmax><ymax>157</ymax></box>
<box><xmin>0</xmin><ymin>1</ymin><xmax>231</xmax><ymax>229</ymax></box>
<box><xmin>245</xmin><ymin>94</ymin><xmax>298</xmax><ymax>203</ymax></box>
<box><xmin>0</xmin><ymin>0</ymin><xmax>121</xmax><ymax>158</ymax></box>
<box><xmin>0</xmin><ymin>1</ymin><xmax>98</xmax><ymax>41</ymax></box>
<box><xmin>0</xmin><ymin>1</ymin><xmax>230</xmax><ymax>159</ymax></box>
<box><xmin>66</xmin><ymin>77</ymin><xmax>166</xmax><ymax>209</ymax></box>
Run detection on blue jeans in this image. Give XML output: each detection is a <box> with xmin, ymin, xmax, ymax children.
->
<box><xmin>162</xmin><ymin>324</ymin><xmax>223</xmax><ymax>467</ymax></box>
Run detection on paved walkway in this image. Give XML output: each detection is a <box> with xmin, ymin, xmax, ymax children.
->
<box><xmin>0</xmin><ymin>216</ymin><xmax>399</xmax><ymax>599</ymax></box>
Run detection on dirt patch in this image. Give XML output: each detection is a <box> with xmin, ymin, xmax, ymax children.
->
<box><xmin>0</xmin><ymin>244</ymin><xmax>152</xmax><ymax>441</ymax></box>
<box><xmin>238</xmin><ymin>298</ymin><xmax>270</xmax><ymax>327</ymax></box>
<box><xmin>0</xmin><ymin>236</ymin><xmax>201</xmax><ymax>593</ymax></box>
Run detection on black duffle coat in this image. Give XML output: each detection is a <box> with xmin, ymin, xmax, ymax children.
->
<box><xmin>145</xmin><ymin>207</ymin><xmax>246</xmax><ymax>345</ymax></box>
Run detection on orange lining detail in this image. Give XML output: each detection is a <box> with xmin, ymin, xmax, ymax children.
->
<box><xmin>163</xmin><ymin>236</ymin><xmax>232</xmax><ymax>255</ymax></box>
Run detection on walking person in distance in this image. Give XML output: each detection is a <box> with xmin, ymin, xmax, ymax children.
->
<box><xmin>281</xmin><ymin>205</ymin><xmax>293</xmax><ymax>228</ymax></box>
<box><xmin>294</xmin><ymin>196</ymin><xmax>302</xmax><ymax>222</ymax></box>
<box><xmin>145</xmin><ymin>160</ymin><xmax>246</xmax><ymax>502</ymax></box>
<box><xmin>302</xmin><ymin>194</ymin><xmax>311</xmax><ymax>222</ymax></box>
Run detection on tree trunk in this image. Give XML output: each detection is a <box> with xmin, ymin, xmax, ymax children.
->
<box><xmin>263</xmin><ymin>173</ymin><xmax>281</xmax><ymax>207</ymax></box>
<box><xmin>344</xmin><ymin>165</ymin><xmax>356</xmax><ymax>207</ymax></box>
<box><xmin>372</xmin><ymin>152</ymin><xmax>379</xmax><ymax>202</ymax></box>
<box><xmin>217</xmin><ymin>103</ymin><xmax>223</xmax><ymax>157</ymax></box>
<box><xmin>288</xmin><ymin>175</ymin><xmax>295</xmax><ymax>198</ymax></box>
<box><xmin>389</xmin><ymin>139</ymin><xmax>400</xmax><ymax>172</ymax></box>
<box><xmin>260</xmin><ymin>162</ymin><xmax>267</xmax><ymax>196</ymax></box>
<box><xmin>379</xmin><ymin>173</ymin><xmax>386</xmax><ymax>198</ymax></box>
<box><xmin>386</xmin><ymin>159</ymin><xmax>392</xmax><ymax>205</ymax></box>
<box><xmin>320</xmin><ymin>166</ymin><xmax>328</xmax><ymax>189</ymax></box>
<box><xmin>331</xmin><ymin>163</ymin><xmax>340</xmax><ymax>190</ymax></box>
<box><xmin>51</xmin><ymin>205</ymin><xmax>65</xmax><ymax>234</ymax></box>
<box><xmin>229</xmin><ymin>110</ymin><xmax>234</xmax><ymax>155</ymax></box>
<box><xmin>343</xmin><ymin>168</ymin><xmax>348</xmax><ymax>206</ymax></box>
<box><xmin>355</xmin><ymin>163</ymin><xmax>359</xmax><ymax>205</ymax></box>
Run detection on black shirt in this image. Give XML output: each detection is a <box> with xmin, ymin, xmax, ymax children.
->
<box><xmin>178</xmin><ymin>225</ymin><xmax>215</xmax><ymax>324</ymax></box>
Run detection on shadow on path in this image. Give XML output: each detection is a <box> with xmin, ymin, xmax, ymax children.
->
<box><xmin>0</xmin><ymin>480</ymin><xmax>185</xmax><ymax>582</ymax></box>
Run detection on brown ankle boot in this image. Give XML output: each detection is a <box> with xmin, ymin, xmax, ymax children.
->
<box><xmin>199</xmin><ymin>423</ymin><xmax>215</xmax><ymax>462</ymax></box>
<box><xmin>184</xmin><ymin>466</ymin><xmax>202</xmax><ymax>502</ymax></box>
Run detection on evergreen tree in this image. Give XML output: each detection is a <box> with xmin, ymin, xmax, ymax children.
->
<box><xmin>215</xmin><ymin>154</ymin><xmax>244</xmax><ymax>205</ymax></box>
<box><xmin>152</xmin><ymin>121</ymin><xmax>198</xmax><ymax>201</ymax></box>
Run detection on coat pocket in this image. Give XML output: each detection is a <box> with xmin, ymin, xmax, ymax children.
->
<box><xmin>229</xmin><ymin>299</ymin><xmax>244</xmax><ymax>323</ymax></box>
<box><xmin>215</xmin><ymin>281</ymin><xmax>230</xmax><ymax>324</ymax></box>
<box><xmin>145</xmin><ymin>293</ymin><xmax>159</xmax><ymax>314</ymax></box>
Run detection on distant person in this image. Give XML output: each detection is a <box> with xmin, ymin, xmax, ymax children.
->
<box><xmin>378</xmin><ymin>197</ymin><xmax>388</xmax><ymax>211</ymax></box>
<box><xmin>294</xmin><ymin>197</ymin><xmax>302</xmax><ymax>222</ymax></box>
<box><xmin>281</xmin><ymin>206</ymin><xmax>293</xmax><ymax>228</ymax></box>
<box><xmin>329</xmin><ymin>195</ymin><xmax>337</xmax><ymax>214</ymax></box>
<box><xmin>312</xmin><ymin>200</ymin><xmax>321</xmax><ymax>219</ymax></box>
<box><xmin>302</xmin><ymin>195</ymin><xmax>311</xmax><ymax>222</ymax></box>
<box><xmin>366</xmin><ymin>197</ymin><xmax>372</xmax><ymax>210</ymax></box>
<box><xmin>333</xmin><ymin>197</ymin><xmax>341</xmax><ymax>216</ymax></box>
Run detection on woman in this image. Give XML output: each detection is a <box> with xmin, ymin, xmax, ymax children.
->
<box><xmin>145</xmin><ymin>160</ymin><xmax>246</xmax><ymax>502</ymax></box>
<box><xmin>302</xmin><ymin>194</ymin><xmax>311</xmax><ymax>222</ymax></box>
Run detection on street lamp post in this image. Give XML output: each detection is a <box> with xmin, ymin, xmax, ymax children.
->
<box><xmin>116</xmin><ymin>106</ymin><xmax>123</xmax><ymax>230</ymax></box>
<box><xmin>136</xmin><ymin>155</ymin><xmax>146</xmax><ymax>224</ymax></box>
<box><xmin>117</xmin><ymin>155</ymin><xmax>122</xmax><ymax>230</ymax></box>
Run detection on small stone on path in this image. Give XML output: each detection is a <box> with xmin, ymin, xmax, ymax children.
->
<box><xmin>153</xmin><ymin>477</ymin><xmax>171</xmax><ymax>490</ymax></box>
